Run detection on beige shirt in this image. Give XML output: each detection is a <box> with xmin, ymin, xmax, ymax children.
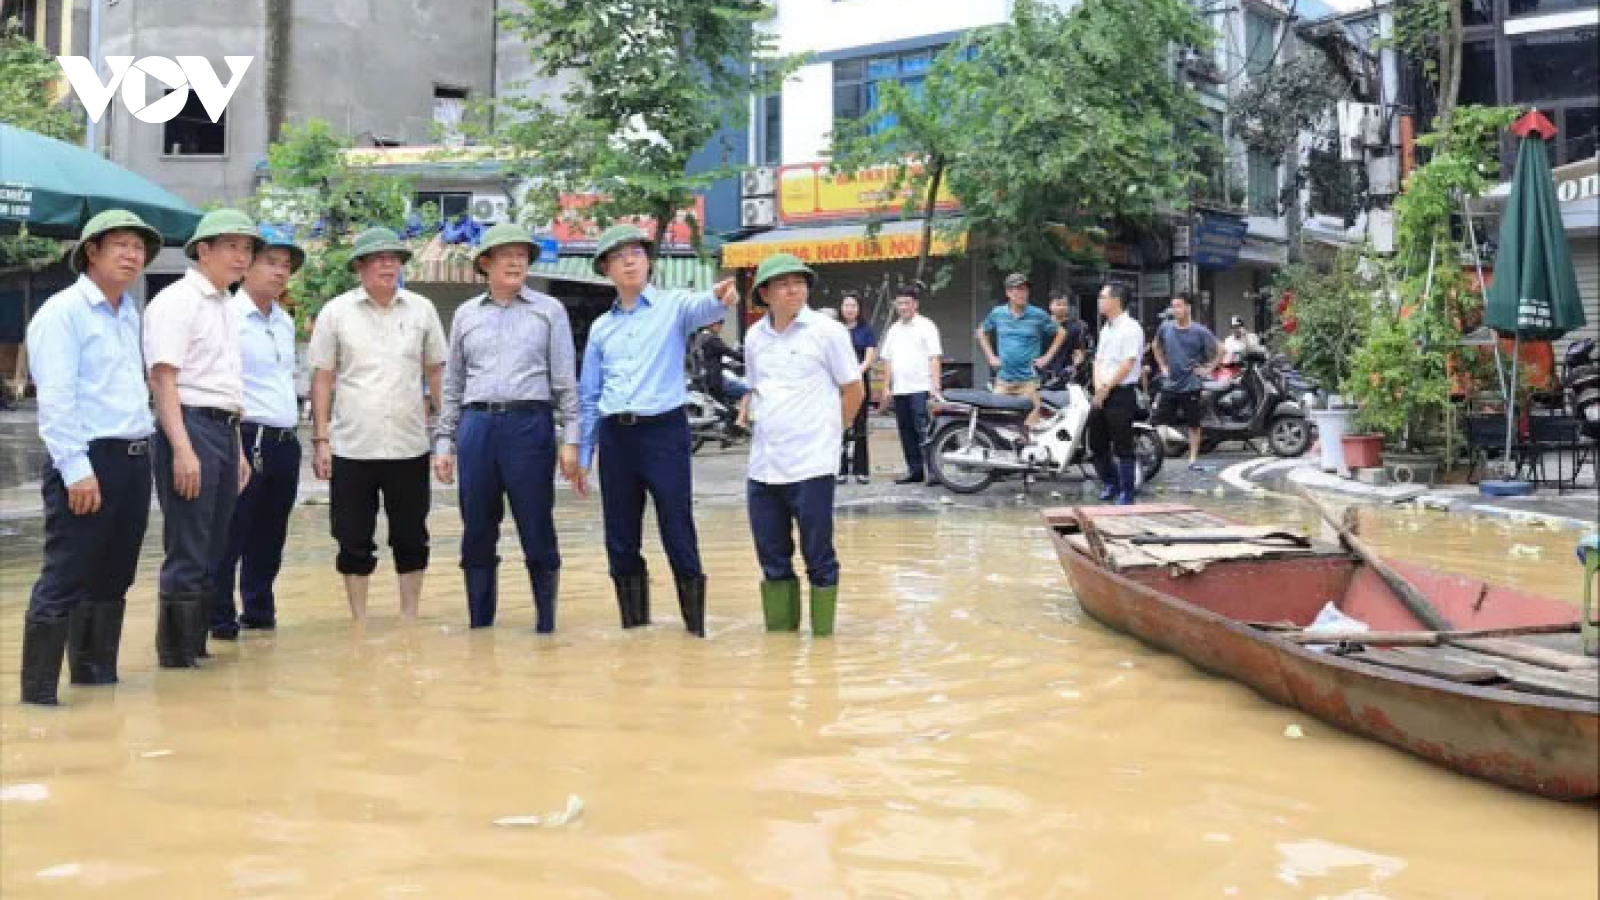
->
<box><xmin>143</xmin><ymin>268</ymin><xmax>244</xmax><ymax>411</ymax></box>
<box><xmin>308</xmin><ymin>286</ymin><xmax>447</xmax><ymax>460</ymax></box>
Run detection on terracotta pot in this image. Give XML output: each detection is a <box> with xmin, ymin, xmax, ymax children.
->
<box><xmin>1341</xmin><ymin>434</ymin><xmax>1385</xmax><ymax>470</ymax></box>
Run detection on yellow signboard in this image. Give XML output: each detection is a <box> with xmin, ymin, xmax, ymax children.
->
<box><xmin>778</xmin><ymin>162</ymin><xmax>960</xmax><ymax>223</ymax></box>
<box><xmin>722</xmin><ymin>228</ymin><xmax>966</xmax><ymax>270</ymax></box>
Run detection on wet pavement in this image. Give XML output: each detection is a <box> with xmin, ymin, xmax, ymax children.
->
<box><xmin>1</xmin><ymin>420</ymin><xmax>1597</xmax><ymax>899</ymax></box>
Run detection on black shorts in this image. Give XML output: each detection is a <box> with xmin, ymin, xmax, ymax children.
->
<box><xmin>330</xmin><ymin>455</ymin><xmax>431</xmax><ymax>576</ymax></box>
<box><xmin>1155</xmin><ymin>390</ymin><xmax>1205</xmax><ymax>429</ymax></box>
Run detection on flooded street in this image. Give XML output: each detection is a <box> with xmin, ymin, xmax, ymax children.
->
<box><xmin>1</xmin><ymin>468</ymin><xmax>1595</xmax><ymax>898</ymax></box>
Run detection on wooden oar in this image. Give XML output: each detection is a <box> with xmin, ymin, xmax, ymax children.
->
<box><xmin>1283</xmin><ymin>622</ymin><xmax>1580</xmax><ymax>646</ymax></box>
<box><xmin>1294</xmin><ymin>485</ymin><xmax>1455</xmax><ymax>632</ymax></box>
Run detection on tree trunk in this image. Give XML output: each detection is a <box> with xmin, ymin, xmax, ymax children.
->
<box><xmin>650</xmin><ymin>201</ymin><xmax>672</xmax><ymax>264</ymax></box>
<box><xmin>1283</xmin><ymin>138</ymin><xmax>1302</xmax><ymax>265</ymax></box>
<box><xmin>913</xmin><ymin>154</ymin><xmax>946</xmax><ymax>286</ymax></box>
<box><xmin>264</xmin><ymin>0</ymin><xmax>292</xmax><ymax>145</ymax></box>
<box><xmin>1436</xmin><ymin>0</ymin><xmax>1464</xmax><ymax>138</ymax></box>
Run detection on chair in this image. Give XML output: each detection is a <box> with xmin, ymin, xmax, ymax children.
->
<box><xmin>1518</xmin><ymin>415</ymin><xmax>1588</xmax><ymax>493</ymax></box>
<box><xmin>1463</xmin><ymin>414</ymin><xmax>1512</xmax><ymax>483</ymax></box>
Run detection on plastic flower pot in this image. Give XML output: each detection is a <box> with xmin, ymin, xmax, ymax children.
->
<box><xmin>1341</xmin><ymin>434</ymin><xmax>1385</xmax><ymax>470</ymax></box>
<box><xmin>1308</xmin><ymin>407</ymin><xmax>1354</xmax><ymax>474</ymax></box>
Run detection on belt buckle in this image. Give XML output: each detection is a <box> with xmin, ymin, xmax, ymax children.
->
<box><xmin>616</xmin><ymin>412</ymin><xmax>638</xmax><ymax>426</ymax></box>
<box><xmin>487</xmin><ymin>401</ymin><xmax>509</xmax><ymax>415</ymax></box>
<box><xmin>127</xmin><ymin>440</ymin><xmax>148</xmax><ymax>457</ymax></box>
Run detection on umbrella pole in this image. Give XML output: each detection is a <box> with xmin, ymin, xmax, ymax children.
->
<box><xmin>1503</xmin><ymin>332</ymin><xmax>1521</xmax><ymax>479</ymax></box>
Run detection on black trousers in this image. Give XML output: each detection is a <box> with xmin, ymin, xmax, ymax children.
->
<box><xmin>1087</xmin><ymin>385</ymin><xmax>1139</xmax><ymax>461</ymax></box>
<box><xmin>330</xmin><ymin>455</ymin><xmax>431</xmax><ymax>576</ymax></box>
<box><xmin>839</xmin><ymin>375</ymin><xmax>870</xmax><ymax>477</ymax></box>
<box><xmin>212</xmin><ymin>423</ymin><xmax>301</xmax><ymax>630</ymax></box>
<box><xmin>153</xmin><ymin>410</ymin><xmax>240</xmax><ymax>596</ymax></box>
<box><xmin>27</xmin><ymin>440</ymin><xmax>152</xmax><ymax>623</ymax></box>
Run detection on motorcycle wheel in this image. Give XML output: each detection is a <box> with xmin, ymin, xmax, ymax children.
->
<box><xmin>1268</xmin><ymin>415</ymin><xmax>1312</xmax><ymax>457</ymax></box>
<box><xmin>691</xmin><ymin>435</ymin><xmax>708</xmax><ymax>455</ymax></box>
<box><xmin>928</xmin><ymin>422</ymin><xmax>1002</xmax><ymax>494</ymax></box>
<box><xmin>1134</xmin><ymin>429</ymin><xmax>1165</xmax><ymax>485</ymax></box>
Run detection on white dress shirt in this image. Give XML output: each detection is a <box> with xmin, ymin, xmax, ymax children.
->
<box><xmin>745</xmin><ymin>307</ymin><xmax>862</xmax><ymax>484</ymax></box>
<box><xmin>1094</xmin><ymin>312</ymin><xmax>1145</xmax><ymax>387</ymax></box>
<box><xmin>234</xmin><ymin>291</ymin><xmax>300</xmax><ymax>428</ymax></box>
<box><xmin>143</xmin><ymin>268</ymin><xmax>244</xmax><ymax>411</ymax></box>
<box><xmin>879</xmin><ymin>314</ymin><xmax>943</xmax><ymax>395</ymax></box>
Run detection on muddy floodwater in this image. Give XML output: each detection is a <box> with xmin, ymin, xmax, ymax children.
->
<box><xmin>1</xmin><ymin>490</ymin><xmax>1595</xmax><ymax>899</ymax></box>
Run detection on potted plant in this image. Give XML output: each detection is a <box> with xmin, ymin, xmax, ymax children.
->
<box><xmin>1344</xmin><ymin>314</ymin><xmax>1452</xmax><ymax>475</ymax></box>
<box><xmin>1274</xmin><ymin>251</ymin><xmax>1374</xmax><ymax>473</ymax></box>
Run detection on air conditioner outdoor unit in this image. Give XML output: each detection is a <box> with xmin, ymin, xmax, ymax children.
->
<box><xmin>741</xmin><ymin>167</ymin><xmax>777</xmax><ymax>198</ymax></box>
<box><xmin>470</xmin><ymin>195</ymin><xmax>510</xmax><ymax>224</ymax></box>
<box><xmin>741</xmin><ymin>197</ymin><xmax>776</xmax><ymax>228</ymax></box>
<box><xmin>1367</xmin><ymin>156</ymin><xmax>1399</xmax><ymax>196</ymax></box>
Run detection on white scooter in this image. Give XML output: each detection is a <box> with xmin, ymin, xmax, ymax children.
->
<box><xmin>926</xmin><ymin>368</ymin><xmax>1165</xmax><ymax>495</ymax></box>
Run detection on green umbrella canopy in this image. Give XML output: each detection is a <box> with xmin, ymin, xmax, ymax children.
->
<box><xmin>0</xmin><ymin>122</ymin><xmax>202</xmax><ymax>245</ymax></box>
<box><xmin>1484</xmin><ymin>111</ymin><xmax>1587</xmax><ymax>340</ymax></box>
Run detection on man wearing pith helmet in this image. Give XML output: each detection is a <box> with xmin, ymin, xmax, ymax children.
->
<box><xmin>19</xmin><ymin>210</ymin><xmax>162</xmax><ymax>705</ymax></box>
<box><xmin>434</xmin><ymin>222</ymin><xmax>580</xmax><ymax>633</ymax></box>
<box><xmin>740</xmin><ymin>253</ymin><xmax>863</xmax><ymax>636</ymax></box>
<box><xmin>308</xmin><ymin>226</ymin><xmax>447</xmax><ymax>621</ymax></box>
<box><xmin>144</xmin><ymin>208</ymin><xmax>260</xmax><ymax>669</ymax></box>
<box><xmin>210</xmin><ymin>228</ymin><xmax>308</xmax><ymax>640</ymax></box>
<box><xmin>576</xmin><ymin>223</ymin><xmax>740</xmax><ymax>636</ymax></box>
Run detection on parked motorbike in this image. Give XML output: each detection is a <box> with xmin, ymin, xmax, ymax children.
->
<box><xmin>1156</xmin><ymin>350</ymin><xmax>1312</xmax><ymax>458</ymax></box>
<box><xmin>687</xmin><ymin>364</ymin><xmax>748</xmax><ymax>454</ymax></box>
<box><xmin>1565</xmin><ymin>338</ymin><xmax>1600</xmax><ymax>439</ymax></box>
<box><xmin>926</xmin><ymin>367</ymin><xmax>1165</xmax><ymax>495</ymax></box>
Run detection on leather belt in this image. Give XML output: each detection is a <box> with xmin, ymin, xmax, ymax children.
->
<box><xmin>465</xmin><ymin>400</ymin><xmax>551</xmax><ymax>414</ymax></box>
<box><xmin>184</xmin><ymin>405</ymin><xmax>242</xmax><ymax>426</ymax></box>
<box><xmin>606</xmin><ymin>407</ymin><xmax>683</xmax><ymax>427</ymax></box>
<box><xmin>244</xmin><ymin>423</ymin><xmax>298</xmax><ymax>442</ymax></box>
<box><xmin>92</xmin><ymin>437</ymin><xmax>149</xmax><ymax>457</ymax></box>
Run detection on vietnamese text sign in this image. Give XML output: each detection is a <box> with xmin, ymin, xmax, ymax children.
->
<box><xmin>1191</xmin><ymin>213</ymin><xmax>1248</xmax><ymax>270</ymax></box>
<box><xmin>778</xmin><ymin>161</ymin><xmax>960</xmax><ymax>223</ymax></box>
<box><xmin>723</xmin><ymin>229</ymin><xmax>966</xmax><ymax>269</ymax></box>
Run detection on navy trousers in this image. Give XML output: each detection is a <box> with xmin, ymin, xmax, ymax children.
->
<box><xmin>153</xmin><ymin>410</ymin><xmax>240</xmax><ymax>597</ymax></box>
<box><xmin>597</xmin><ymin>410</ymin><xmax>702</xmax><ymax>579</ymax></box>
<box><xmin>747</xmin><ymin>475</ymin><xmax>839</xmax><ymax>587</ymax></box>
<box><xmin>892</xmin><ymin>392</ymin><xmax>930</xmax><ymax>476</ymax></box>
<box><xmin>211</xmin><ymin>423</ymin><xmax>301</xmax><ymax>632</ymax></box>
<box><xmin>27</xmin><ymin>440</ymin><xmax>152</xmax><ymax>623</ymax></box>
<box><xmin>457</xmin><ymin>407</ymin><xmax>560</xmax><ymax>573</ymax></box>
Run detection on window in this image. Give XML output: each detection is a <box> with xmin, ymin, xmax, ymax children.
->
<box><xmin>1244</xmin><ymin>10</ymin><xmax>1278</xmax><ymax>77</ymax></box>
<box><xmin>1459</xmin><ymin>40</ymin><xmax>1498</xmax><ymax>106</ymax></box>
<box><xmin>760</xmin><ymin>94</ymin><xmax>781</xmax><ymax>166</ymax></box>
<box><xmin>434</xmin><ymin>85</ymin><xmax>468</xmax><ymax>143</ymax></box>
<box><xmin>1461</xmin><ymin>0</ymin><xmax>1496</xmax><ymax>27</ymax></box>
<box><xmin>1508</xmin><ymin>0</ymin><xmax>1599</xmax><ymax>15</ymax></box>
<box><xmin>1561</xmin><ymin>105</ymin><xmax>1599</xmax><ymax>163</ymax></box>
<box><xmin>1511</xmin><ymin>30</ymin><xmax>1600</xmax><ymax>104</ymax></box>
<box><xmin>1247</xmin><ymin>151</ymin><xmax>1278</xmax><ymax>217</ymax></box>
<box><xmin>162</xmin><ymin>90</ymin><xmax>225</xmax><ymax>156</ymax></box>
<box><xmin>833</xmin><ymin>45</ymin><xmax>948</xmax><ymax>133</ymax></box>
<box><xmin>415</xmin><ymin>191</ymin><xmax>471</xmax><ymax>220</ymax></box>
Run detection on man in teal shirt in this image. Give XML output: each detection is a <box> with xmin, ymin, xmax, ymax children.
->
<box><xmin>977</xmin><ymin>273</ymin><xmax>1067</xmax><ymax>425</ymax></box>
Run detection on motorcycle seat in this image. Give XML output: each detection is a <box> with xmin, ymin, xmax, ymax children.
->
<box><xmin>942</xmin><ymin>388</ymin><xmax>1035</xmax><ymax>414</ymax></box>
<box><xmin>1039</xmin><ymin>390</ymin><xmax>1073</xmax><ymax>410</ymax></box>
<box><xmin>1201</xmin><ymin>379</ymin><xmax>1233</xmax><ymax>392</ymax></box>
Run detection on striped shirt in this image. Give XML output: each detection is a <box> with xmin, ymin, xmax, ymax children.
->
<box><xmin>435</xmin><ymin>286</ymin><xmax>580</xmax><ymax>452</ymax></box>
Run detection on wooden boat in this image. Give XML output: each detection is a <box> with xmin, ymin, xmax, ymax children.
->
<box><xmin>1044</xmin><ymin>503</ymin><xmax>1600</xmax><ymax>800</ymax></box>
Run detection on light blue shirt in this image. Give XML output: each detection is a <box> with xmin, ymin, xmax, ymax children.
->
<box><xmin>26</xmin><ymin>275</ymin><xmax>155</xmax><ymax>485</ymax></box>
<box><xmin>578</xmin><ymin>286</ymin><xmax>728</xmax><ymax>468</ymax></box>
<box><xmin>233</xmin><ymin>290</ymin><xmax>300</xmax><ymax>429</ymax></box>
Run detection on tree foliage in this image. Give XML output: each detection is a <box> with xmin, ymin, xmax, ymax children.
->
<box><xmin>1274</xmin><ymin>251</ymin><xmax>1376</xmax><ymax>392</ymax></box>
<box><xmin>0</xmin><ymin>21</ymin><xmax>80</xmax><ymax>270</ymax></box>
<box><xmin>487</xmin><ymin>0</ymin><xmax>797</xmax><ymax>254</ymax></box>
<box><xmin>248</xmin><ymin>120</ymin><xmax>419</xmax><ymax>323</ymax></box>
<box><xmin>830</xmin><ymin>0</ymin><xmax>1212</xmax><ymax>276</ymax></box>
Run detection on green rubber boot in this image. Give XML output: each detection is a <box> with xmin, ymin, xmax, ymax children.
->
<box><xmin>760</xmin><ymin>579</ymin><xmax>800</xmax><ymax>632</ymax></box>
<box><xmin>810</xmin><ymin>585</ymin><xmax>839</xmax><ymax>637</ymax></box>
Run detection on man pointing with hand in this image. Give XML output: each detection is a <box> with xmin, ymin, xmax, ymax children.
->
<box><xmin>576</xmin><ymin>224</ymin><xmax>740</xmax><ymax>637</ymax></box>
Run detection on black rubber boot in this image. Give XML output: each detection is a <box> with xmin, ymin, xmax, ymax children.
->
<box><xmin>531</xmin><ymin>569</ymin><xmax>559</xmax><ymax>634</ymax></box>
<box><xmin>464</xmin><ymin>567</ymin><xmax>498</xmax><ymax>628</ymax></box>
<box><xmin>1095</xmin><ymin>456</ymin><xmax>1120</xmax><ymax>502</ymax></box>
<box><xmin>611</xmin><ymin>574</ymin><xmax>650</xmax><ymax>628</ymax></box>
<box><xmin>189</xmin><ymin>592</ymin><xmax>210</xmax><ymax>660</ymax></box>
<box><xmin>675</xmin><ymin>574</ymin><xmax>707</xmax><ymax>638</ymax></box>
<box><xmin>67</xmin><ymin>603</ymin><xmax>96</xmax><ymax>685</ymax></box>
<box><xmin>90</xmin><ymin>600</ymin><xmax>126</xmax><ymax>685</ymax></box>
<box><xmin>157</xmin><ymin>594</ymin><xmax>198</xmax><ymax>669</ymax></box>
<box><xmin>1117</xmin><ymin>457</ymin><xmax>1140</xmax><ymax>506</ymax></box>
<box><xmin>21</xmin><ymin>618</ymin><xmax>69</xmax><ymax>705</ymax></box>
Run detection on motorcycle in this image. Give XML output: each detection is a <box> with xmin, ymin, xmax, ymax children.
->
<box><xmin>686</xmin><ymin>363</ymin><xmax>748</xmax><ymax>454</ymax></box>
<box><xmin>1565</xmin><ymin>338</ymin><xmax>1600</xmax><ymax>440</ymax></box>
<box><xmin>926</xmin><ymin>367</ymin><xmax>1165</xmax><ymax>495</ymax></box>
<box><xmin>1156</xmin><ymin>350</ymin><xmax>1312</xmax><ymax>458</ymax></box>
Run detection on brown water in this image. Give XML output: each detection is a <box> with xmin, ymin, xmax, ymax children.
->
<box><xmin>1</xmin><ymin>494</ymin><xmax>1595</xmax><ymax>899</ymax></box>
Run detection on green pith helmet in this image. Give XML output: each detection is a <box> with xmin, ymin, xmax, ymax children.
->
<box><xmin>68</xmin><ymin>209</ymin><xmax>163</xmax><ymax>274</ymax></box>
<box><xmin>751</xmin><ymin>253</ymin><xmax>814</xmax><ymax>307</ymax></box>
<box><xmin>591</xmin><ymin>223</ymin><xmax>654</xmax><ymax>276</ymax></box>
<box><xmin>346</xmin><ymin>226</ymin><xmax>412</xmax><ymax>272</ymax></box>
<box><xmin>183</xmin><ymin>208</ymin><xmax>263</xmax><ymax>260</ymax></box>
<box><xmin>474</xmin><ymin>222</ymin><xmax>541</xmax><ymax>274</ymax></box>
<box><xmin>257</xmin><ymin>227</ymin><xmax>306</xmax><ymax>273</ymax></box>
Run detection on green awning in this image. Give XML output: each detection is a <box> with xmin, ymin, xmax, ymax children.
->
<box><xmin>528</xmin><ymin>255</ymin><xmax>718</xmax><ymax>291</ymax></box>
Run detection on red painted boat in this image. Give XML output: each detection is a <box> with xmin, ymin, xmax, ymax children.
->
<box><xmin>1044</xmin><ymin>504</ymin><xmax>1600</xmax><ymax>800</ymax></box>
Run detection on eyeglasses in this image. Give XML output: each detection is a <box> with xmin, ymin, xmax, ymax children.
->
<box><xmin>609</xmin><ymin>246</ymin><xmax>649</xmax><ymax>261</ymax></box>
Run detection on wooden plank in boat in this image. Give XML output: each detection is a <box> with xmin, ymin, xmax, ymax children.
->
<box><xmin>1346</xmin><ymin>648</ymin><xmax>1501</xmax><ymax>684</ymax></box>
<box><xmin>1452</xmin><ymin>637</ymin><xmax>1598</xmax><ymax>672</ymax></box>
<box><xmin>1091</xmin><ymin>516</ymin><xmax>1156</xmax><ymax>538</ymax></box>
<box><xmin>1141</xmin><ymin>523</ymin><xmax>1307</xmax><ymax>541</ymax></box>
<box><xmin>1428</xmin><ymin>647</ymin><xmax>1600</xmax><ymax>701</ymax></box>
<box><xmin>1063</xmin><ymin>532</ymin><xmax>1163</xmax><ymax>570</ymax></box>
<box><xmin>1126</xmin><ymin>541</ymin><xmax>1312</xmax><ymax>566</ymax></box>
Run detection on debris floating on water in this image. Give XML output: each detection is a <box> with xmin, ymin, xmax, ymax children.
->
<box><xmin>36</xmin><ymin>863</ymin><xmax>82</xmax><ymax>880</ymax></box>
<box><xmin>1508</xmin><ymin>544</ymin><xmax>1542</xmax><ymax>558</ymax></box>
<box><xmin>140</xmin><ymin>750</ymin><xmax>173</xmax><ymax>759</ymax></box>
<box><xmin>1</xmin><ymin>783</ymin><xmax>49</xmax><ymax>803</ymax></box>
<box><xmin>1283</xmin><ymin>724</ymin><xmax>1306</xmax><ymax>739</ymax></box>
<box><xmin>495</xmin><ymin>794</ymin><xmax>584</xmax><ymax>829</ymax></box>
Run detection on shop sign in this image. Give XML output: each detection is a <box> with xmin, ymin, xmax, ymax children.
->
<box><xmin>1192</xmin><ymin>213</ymin><xmax>1248</xmax><ymax>269</ymax></box>
<box><xmin>722</xmin><ymin>228</ymin><xmax>966</xmax><ymax>270</ymax></box>
<box><xmin>777</xmin><ymin>160</ymin><xmax>960</xmax><ymax>223</ymax></box>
